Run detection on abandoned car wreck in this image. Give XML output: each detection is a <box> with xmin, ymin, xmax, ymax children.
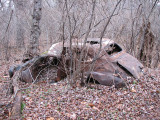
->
<box><xmin>9</xmin><ymin>38</ymin><xmax>144</xmax><ymax>88</ymax></box>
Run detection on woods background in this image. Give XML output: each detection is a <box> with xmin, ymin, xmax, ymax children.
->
<box><xmin>0</xmin><ymin>0</ymin><xmax>160</xmax><ymax>68</ymax></box>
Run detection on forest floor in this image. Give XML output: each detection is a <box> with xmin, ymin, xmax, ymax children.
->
<box><xmin>0</xmin><ymin>62</ymin><xmax>160</xmax><ymax>120</ymax></box>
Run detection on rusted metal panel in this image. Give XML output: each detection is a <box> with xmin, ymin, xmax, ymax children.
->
<box><xmin>89</xmin><ymin>71</ymin><xmax>126</xmax><ymax>88</ymax></box>
<box><xmin>86</xmin><ymin>48</ymin><xmax>127</xmax><ymax>88</ymax></box>
<box><xmin>110</xmin><ymin>52</ymin><xmax>143</xmax><ymax>79</ymax></box>
<box><xmin>86</xmin><ymin>38</ymin><xmax>143</xmax><ymax>79</ymax></box>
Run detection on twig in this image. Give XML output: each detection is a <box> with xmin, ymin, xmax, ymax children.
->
<box><xmin>99</xmin><ymin>0</ymin><xmax>122</xmax><ymax>51</ymax></box>
<box><xmin>3</xmin><ymin>10</ymin><xmax>13</xmax><ymax>39</ymax></box>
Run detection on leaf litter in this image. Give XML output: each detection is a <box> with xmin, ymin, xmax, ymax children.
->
<box><xmin>0</xmin><ymin>65</ymin><xmax>160</xmax><ymax>120</ymax></box>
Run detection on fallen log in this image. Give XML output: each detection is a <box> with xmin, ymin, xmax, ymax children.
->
<box><xmin>10</xmin><ymin>71</ymin><xmax>22</xmax><ymax>119</ymax></box>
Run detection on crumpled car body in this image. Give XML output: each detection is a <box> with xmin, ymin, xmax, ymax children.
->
<box><xmin>87</xmin><ymin>38</ymin><xmax>143</xmax><ymax>79</ymax></box>
<box><xmin>47</xmin><ymin>38</ymin><xmax>143</xmax><ymax>88</ymax></box>
<box><xmin>9</xmin><ymin>38</ymin><xmax>143</xmax><ymax>88</ymax></box>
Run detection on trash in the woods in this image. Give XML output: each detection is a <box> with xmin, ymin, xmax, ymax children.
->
<box><xmin>9</xmin><ymin>38</ymin><xmax>144</xmax><ymax>88</ymax></box>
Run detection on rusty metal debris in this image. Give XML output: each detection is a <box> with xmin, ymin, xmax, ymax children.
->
<box><xmin>47</xmin><ymin>38</ymin><xmax>144</xmax><ymax>88</ymax></box>
<box><xmin>9</xmin><ymin>38</ymin><xmax>144</xmax><ymax>88</ymax></box>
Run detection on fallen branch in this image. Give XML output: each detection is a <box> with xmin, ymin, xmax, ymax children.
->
<box><xmin>10</xmin><ymin>71</ymin><xmax>22</xmax><ymax>119</ymax></box>
<box><xmin>8</xmin><ymin>54</ymin><xmax>57</xmax><ymax>118</ymax></box>
<box><xmin>9</xmin><ymin>55</ymin><xmax>49</xmax><ymax>119</ymax></box>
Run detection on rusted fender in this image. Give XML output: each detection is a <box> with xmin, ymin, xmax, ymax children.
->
<box><xmin>110</xmin><ymin>51</ymin><xmax>143</xmax><ymax>79</ymax></box>
<box><xmin>83</xmin><ymin>47</ymin><xmax>127</xmax><ymax>88</ymax></box>
<box><xmin>89</xmin><ymin>71</ymin><xmax>126</xmax><ymax>88</ymax></box>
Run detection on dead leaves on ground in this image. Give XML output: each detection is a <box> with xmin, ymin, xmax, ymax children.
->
<box><xmin>0</xmin><ymin>69</ymin><xmax>160</xmax><ymax>119</ymax></box>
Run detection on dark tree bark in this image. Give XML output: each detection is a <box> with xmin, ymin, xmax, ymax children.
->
<box><xmin>23</xmin><ymin>0</ymin><xmax>42</xmax><ymax>62</ymax></box>
<box><xmin>137</xmin><ymin>22</ymin><xmax>155</xmax><ymax>68</ymax></box>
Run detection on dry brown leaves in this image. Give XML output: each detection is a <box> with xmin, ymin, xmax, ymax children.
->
<box><xmin>0</xmin><ymin>67</ymin><xmax>160</xmax><ymax>120</ymax></box>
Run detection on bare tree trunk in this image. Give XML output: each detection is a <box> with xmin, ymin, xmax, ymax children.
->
<box><xmin>16</xmin><ymin>23</ymin><xmax>24</xmax><ymax>48</ymax></box>
<box><xmin>3</xmin><ymin>10</ymin><xmax>13</xmax><ymax>61</ymax></box>
<box><xmin>23</xmin><ymin>0</ymin><xmax>42</xmax><ymax>62</ymax></box>
<box><xmin>13</xmin><ymin>0</ymin><xmax>26</xmax><ymax>48</ymax></box>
